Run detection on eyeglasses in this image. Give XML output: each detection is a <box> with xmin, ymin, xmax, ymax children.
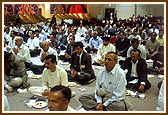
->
<box><xmin>105</xmin><ymin>58</ymin><xmax>115</xmax><ymax>62</ymax></box>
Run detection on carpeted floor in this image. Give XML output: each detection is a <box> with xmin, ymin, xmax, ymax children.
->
<box><xmin>4</xmin><ymin>72</ymin><xmax>163</xmax><ymax>112</ymax></box>
<box><xmin>3</xmin><ymin>46</ymin><xmax>164</xmax><ymax>112</ymax></box>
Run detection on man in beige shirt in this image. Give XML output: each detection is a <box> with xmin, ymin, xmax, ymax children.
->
<box><xmin>28</xmin><ymin>54</ymin><xmax>68</xmax><ymax>96</ymax></box>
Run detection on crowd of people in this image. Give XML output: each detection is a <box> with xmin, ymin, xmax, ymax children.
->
<box><xmin>3</xmin><ymin>13</ymin><xmax>164</xmax><ymax>111</ymax></box>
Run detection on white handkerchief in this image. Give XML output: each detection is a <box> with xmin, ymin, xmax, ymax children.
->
<box><xmin>147</xmin><ymin>74</ymin><xmax>154</xmax><ymax>78</ymax></box>
<box><xmin>129</xmin><ymin>79</ymin><xmax>138</xmax><ymax>84</ymax></box>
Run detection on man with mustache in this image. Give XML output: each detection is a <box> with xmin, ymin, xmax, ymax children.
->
<box><xmin>28</xmin><ymin>54</ymin><xmax>68</xmax><ymax>96</ymax></box>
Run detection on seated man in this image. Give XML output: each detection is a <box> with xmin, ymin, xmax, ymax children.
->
<box><xmin>68</xmin><ymin>42</ymin><xmax>95</xmax><ymax>85</ymax></box>
<box><xmin>26</xmin><ymin>30</ymin><xmax>41</xmax><ymax>57</ymax></box>
<box><xmin>4</xmin><ymin>51</ymin><xmax>30</xmax><ymax>91</ymax></box>
<box><xmin>85</xmin><ymin>31</ymin><xmax>103</xmax><ymax>53</ymax></box>
<box><xmin>121</xmin><ymin>49</ymin><xmax>151</xmax><ymax>92</ymax></box>
<box><xmin>47</xmin><ymin>85</ymin><xmax>75</xmax><ymax>111</ymax></box>
<box><xmin>151</xmin><ymin>46</ymin><xmax>164</xmax><ymax>75</ymax></box>
<box><xmin>79</xmin><ymin>52</ymin><xmax>134</xmax><ymax>111</ymax></box>
<box><xmin>40</xmin><ymin>41</ymin><xmax>58</xmax><ymax>62</ymax></box>
<box><xmin>93</xmin><ymin>36</ymin><xmax>116</xmax><ymax>66</ymax></box>
<box><xmin>28</xmin><ymin>54</ymin><xmax>68</xmax><ymax>96</ymax></box>
<box><xmin>59</xmin><ymin>35</ymin><xmax>75</xmax><ymax>62</ymax></box>
<box><xmin>13</xmin><ymin>36</ymin><xmax>31</xmax><ymax>69</ymax></box>
<box><xmin>145</xmin><ymin>32</ymin><xmax>160</xmax><ymax>59</ymax></box>
<box><xmin>30</xmin><ymin>40</ymin><xmax>59</xmax><ymax>75</ymax></box>
<box><xmin>127</xmin><ymin>38</ymin><xmax>146</xmax><ymax>60</ymax></box>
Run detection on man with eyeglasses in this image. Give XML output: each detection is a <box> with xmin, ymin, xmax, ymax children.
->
<box><xmin>79</xmin><ymin>51</ymin><xmax>134</xmax><ymax>111</ymax></box>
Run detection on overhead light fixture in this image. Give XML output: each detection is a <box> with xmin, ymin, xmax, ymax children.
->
<box><xmin>108</xmin><ymin>4</ymin><xmax>111</xmax><ymax>7</ymax></box>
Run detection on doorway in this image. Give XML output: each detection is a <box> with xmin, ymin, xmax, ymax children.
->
<box><xmin>105</xmin><ymin>8</ymin><xmax>114</xmax><ymax>20</ymax></box>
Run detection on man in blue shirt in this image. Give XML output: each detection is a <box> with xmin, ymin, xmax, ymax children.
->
<box><xmin>85</xmin><ymin>31</ymin><xmax>103</xmax><ymax>53</ymax></box>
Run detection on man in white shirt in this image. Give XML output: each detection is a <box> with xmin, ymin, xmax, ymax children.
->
<box><xmin>26</xmin><ymin>30</ymin><xmax>41</xmax><ymax>57</ymax></box>
<box><xmin>94</xmin><ymin>36</ymin><xmax>116</xmax><ymax>65</ymax></box>
<box><xmin>34</xmin><ymin>29</ymin><xmax>45</xmax><ymax>43</ymax></box>
<box><xmin>156</xmin><ymin>80</ymin><xmax>164</xmax><ymax>111</ymax></box>
<box><xmin>77</xmin><ymin>23</ymin><xmax>87</xmax><ymax>37</ymax></box>
<box><xmin>79</xmin><ymin>52</ymin><xmax>133</xmax><ymax>111</ymax></box>
<box><xmin>47</xmin><ymin>85</ymin><xmax>75</xmax><ymax>111</ymax></box>
<box><xmin>5</xmin><ymin>31</ymin><xmax>17</xmax><ymax>53</ymax></box>
<box><xmin>13</xmin><ymin>36</ymin><xmax>31</xmax><ymax>69</ymax></box>
<box><xmin>128</xmin><ymin>28</ymin><xmax>141</xmax><ymax>44</ymax></box>
<box><xmin>28</xmin><ymin>54</ymin><xmax>68</xmax><ymax>96</ymax></box>
<box><xmin>40</xmin><ymin>41</ymin><xmax>58</xmax><ymax>62</ymax></box>
<box><xmin>127</xmin><ymin>38</ymin><xmax>146</xmax><ymax>60</ymax></box>
<box><xmin>30</xmin><ymin>41</ymin><xmax>59</xmax><ymax>74</ymax></box>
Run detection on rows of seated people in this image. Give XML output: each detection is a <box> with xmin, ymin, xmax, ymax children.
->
<box><xmin>4</xmin><ymin>14</ymin><xmax>164</xmax><ymax>102</ymax></box>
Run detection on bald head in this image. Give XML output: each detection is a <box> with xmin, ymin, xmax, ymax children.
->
<box><xmin>15</xmin><ymin>36</ymin><xmax>23</xmax><ymax>47</ymax></box>
<box><xmin>15</xmin><ymin>36</ymin><xmax>23</xmax><ymax>42</ymax></box>
<box><xmin>40</xmin><ymin>41</ymin><xmax>49</xmax><ymax>52</ymax></box>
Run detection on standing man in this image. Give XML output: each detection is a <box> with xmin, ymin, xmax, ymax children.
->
<box><xmin>79</xmin><ymin>52</ymin><xmax>133</xmax><ymax>111</ymax></box>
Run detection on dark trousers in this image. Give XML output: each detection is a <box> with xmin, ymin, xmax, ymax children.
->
<box><xmin>85</xmin><ymin>46</ymin><xmax>98</xmax><ymax>53</ymax></box>
<box><xmin>30</xmin><ymin>49</ymin><xmax>41</xmax><ymax>57</ymax></box>
<box><xmin>126</xmin><ymin>77</ymin><xmax>151</xmax><ymax>92</ymax></box>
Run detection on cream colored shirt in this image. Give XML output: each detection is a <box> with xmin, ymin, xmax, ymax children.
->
<box><xmin>40</xmin><ymin>47</ymin><xmax>58</xmax><ymax>61</ymax></box>
<box><xmin>42</xmin><ymin>65</ymin><xmax>68</xmax><ymax>90</ymax></box>
<box><xmin>97</xmin><ymin>43</ymin><xmax>116</xmax><ymax>60</ymax></box>
<box><xmin>157</xmin><ymin>37</ymin><xmax>164</xmax><ymax>46</ymax></box>
<box><xmin>13</xmin><ymin>44</ymin><xmax>31</xmax><ymax>63</ymax></box>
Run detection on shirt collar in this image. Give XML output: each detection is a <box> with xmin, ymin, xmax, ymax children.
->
<box><xmin>131</xmin><ymin>60</ymin><xmax>139</xmax><ymax>64</ymax></box>
<box><xmin>104</xmin><ymin>64</ymin><xmax>118</xmax><ymax>75</ymax></box>
<box><xmin>77</xmin><ymin>50</ymin><xmax>83</xmax><ymax>57</ymax></box>
<box><xmin>19</xmin><ymin>44</ymin><xmax>23</xmax><ymax>49</ymax></box>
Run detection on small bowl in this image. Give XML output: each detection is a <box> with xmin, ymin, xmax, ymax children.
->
<box><xmin>26</xmin><ymin>103</ymin><xmax>33</xmax><ymax>108</ymax></box>
<box><xmin>139</xmin><ymin>94</ymin><xmax>146</xmax><ymax>99</ymax></box>
<box><xmin>29</xmin><ymin>99</ymin><xmax>36</xmax><ymax>104</ymax></box>
<box><xmin>130</xmin><ymin>93</ymin><xmax>136</xmax><ymax>97</ymax></box>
